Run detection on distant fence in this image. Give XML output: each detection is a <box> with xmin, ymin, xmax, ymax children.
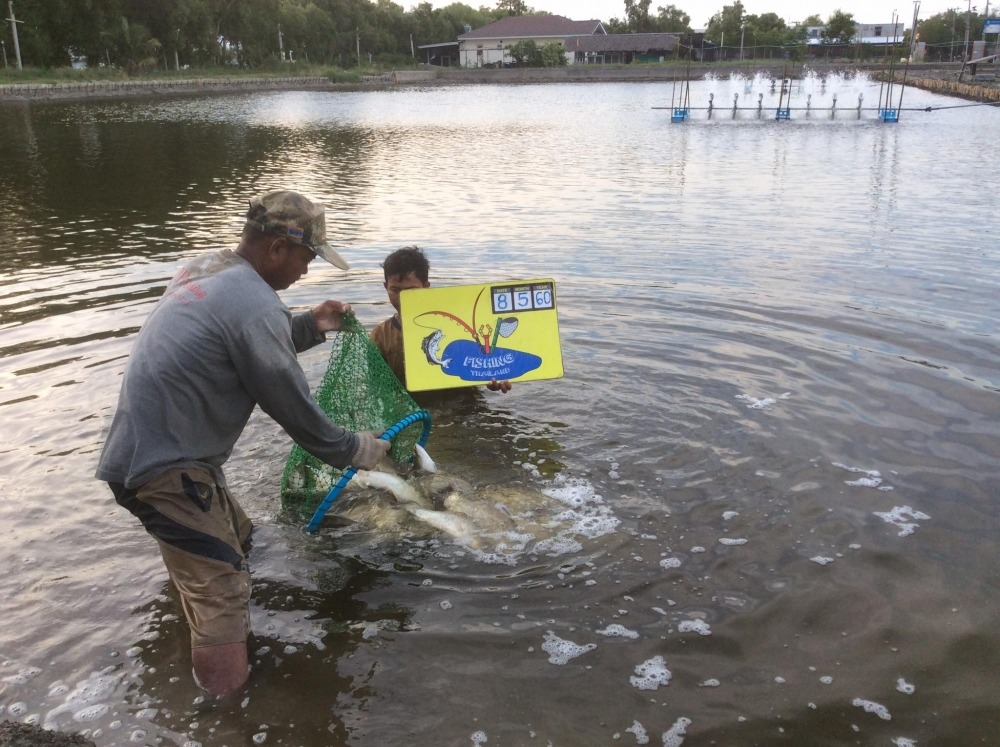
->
<box><xmin>895</xmin><ymin>75</ymin><xmax>1000</xmax><ymax>103</ymax></box>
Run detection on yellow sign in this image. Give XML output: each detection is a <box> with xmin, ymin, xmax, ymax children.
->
<box><xmin>400</xmin><ymin>279</ymin><xmax>563</xmax><ymax>392</ymax></box>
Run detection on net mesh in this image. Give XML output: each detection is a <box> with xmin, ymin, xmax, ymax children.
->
<box><xmin>280</xmin><ymin>313</ymin><xmax>425</xmax><ymax>517</ymax></box>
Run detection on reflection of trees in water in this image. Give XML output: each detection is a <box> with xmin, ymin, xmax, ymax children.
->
<box><xmin>0</xmin><ymin>102</ymin><xmax>380</xmax><ymax>270</ymax></box>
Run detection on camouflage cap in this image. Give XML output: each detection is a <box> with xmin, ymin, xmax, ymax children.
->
<box><xmin>245</xmin><ymin>190</ymin><xmax>349</xmax><ymax>270</ymax></box>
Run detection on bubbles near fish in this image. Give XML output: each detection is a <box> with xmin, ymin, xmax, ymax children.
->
<box><xmin>324</xmin><ymin>446</ymin><xmax>619</xmax><ymax>566</ymax></box>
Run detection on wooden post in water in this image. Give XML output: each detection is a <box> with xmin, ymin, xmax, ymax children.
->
<box><xmin>6</xmin><ymin>1</ymin><xmax>23</xmax><ymax>70</ymax></box>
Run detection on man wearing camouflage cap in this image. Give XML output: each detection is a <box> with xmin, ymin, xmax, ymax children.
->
<box><xmin>96</xmin><ymin>189</ymin><xmax>389</xmax><ymax>699</ymax></box>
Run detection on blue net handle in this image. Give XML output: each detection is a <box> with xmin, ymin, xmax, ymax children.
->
<box><xmin>305</xmin><ymin>410</ymin><xmax>432</xmax><ymax>532</ymax></box>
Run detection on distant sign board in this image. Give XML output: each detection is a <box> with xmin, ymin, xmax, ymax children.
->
<box><xmin>400</xmin><ymin>279</ymin><xmax>563</xmax><ymax>392</ymax></box>
<box><xmin>984</xmin><ymin>19</ymin><xmax>1000</xmax><ymax>34</ymax></box>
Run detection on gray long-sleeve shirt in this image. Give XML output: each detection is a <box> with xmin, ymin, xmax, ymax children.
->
<box><xmin>95</xmin><ymin>248</ymin><xmax>357</xmax><ymax>489</ymax></box>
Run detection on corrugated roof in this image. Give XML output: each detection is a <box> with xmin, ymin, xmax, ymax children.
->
<box><xmin>566</xmin><ymin>33</ymin><xmax>680</xmax><ymax>54</ymax></box>
<box><xmin>459</xmin><ymin>15</ymin><xmax>605</xmax><ymax>41</ymax></box>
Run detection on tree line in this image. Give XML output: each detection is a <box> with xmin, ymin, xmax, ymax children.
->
<box><xmin>4</xmin><ymin>0</ymin><xmax>995</xmax><ymax>72</ymax></box>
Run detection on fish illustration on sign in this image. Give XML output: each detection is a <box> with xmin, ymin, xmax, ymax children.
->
<box><xmin>420</xmin><ymin>329</ymin><xmax>451</xmax><ymax>369</ymax></box>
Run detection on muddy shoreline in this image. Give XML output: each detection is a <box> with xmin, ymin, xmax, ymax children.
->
<box><xmin>0</xmin><ymin>721</ymin><xmax>95</xmax><ymax>747</ymax></box>
<box><xmin>1</xmin><ymin>62</ymin><xmax>996</xmax><ymax>104</ymax></box>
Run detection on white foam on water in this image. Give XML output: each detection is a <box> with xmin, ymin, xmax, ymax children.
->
<box><xmin>2</xmin><ymin>666</ymin><xmax>42</xmax><ymax>685</ymax></box>
<box><xmin>699</xmin><ymin>679</ymin><xmax>720</xmax><ymax>687</ymax></box>
<box><xmin>8</xmin><ymin>702</ymin><xmax>28</xmax><ymax>717</ymax></box>
<box><xmin>659</xmin><ymin>557</ymin><xmax>682</xmax><ymax>570</ymax></box>
<box><xmin>470</xmin><ymin>730</ymin><xmax>488</xmax><ymax>745</ymax></box>
<box><xmin>690</xmin><ymin>546</ymin><xmax>706</xmax><ymax>554</ymax></box>
<box><xmin>629</xmin><ymin>656</ymin><xmax>671</xmax><ymax>690</ymax></box>
<box><xmin>891</xmin><ymin>738</ymin><xmax>917</xmax><ymax>746</ymax></box>
<box><xmin>458</xmin><ymin>475</ymin><xmax>621</xmax><ymax>565</ymax></box>
<box><xmin>73</xmin><ymin>704</ymin><xmax>109</xmax><ymax>723</ymax></box>
<box><xmin>722</xmin><ymin>511</ymin><xmax>739</xmax><ymax>520</ymax></box>
<box><xmin>557</xmin><ymin>511</ymin><xmax>620</xmax><ymax>539</ymax></box>
<box><xmin>43</xmin><ymin>668</ymin><xmax>124</xmax><ymax>730</ymax></box>
<box><xmin>525</xmin><ymin>535</ymin><xmax>584</xmax><ymax>558</ymax></box>
<box><xmin>541</xmin><ymin>631</ymin><xmax>596</xmax><ymax>665</ymax></box>
<box><xmin>810</xmin><ymin>556</ymin><xmax>835</xmax><ymax>565</ymax></box>
<box><xmin>736</xmin><ymin>392</ymin><xmax>789</xmax><ymax>409</ymax></box>
<box><xmin>852</xmin><ymin>697</ymin><xmax>891</xmax><ymax>720</ymax></box>
<box><xmin>896</xmin><ymin>677</ymin><xmax>915</xmax><ymax>694</ymax></box>
<box><xmin>662</xmin><ymin>716</ymin><xmax>692</xmax><ymax>746</ymax></box>
<box><xmin>820</xmin><ymin>675</ymin><xmax>834</xmax><ymax>684</ymax></box>
<box><xmin>873</xmin><ymin>506</ymin><xmax>930</xmax><ymax>537</ymax></box>
<box><xmin>596</xmin><ymin>624</ymin><xmax>639</xmax><ymax>639</ymax></box>
<box><xmin>833</xmin><ymin>462</ymin><xmax>886</xmax><ymax>488</ymax></box>
<box><xmin>544</xmin><ymin>478</ymin><xmax>620</xmax><ymax>539</ymax></box>
<box><xmin>625</xmin><ymin>720</ymin><xmax>649</xmax><ymax>744</ymax></box>
<box><xmin>677</xmin><ymin>619</ymin><xmax>712</xmax><ymax>636</ymax></box>
<box><xmin>718</xmin><ymin>537</ymin><xmax>747</xmax><ymax>546</ymax></box>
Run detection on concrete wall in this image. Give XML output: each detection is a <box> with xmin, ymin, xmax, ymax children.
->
<box><xmin>0</xmin><ymin>76</ymin><xmax>331</xmax><ymax>101</ymax></box>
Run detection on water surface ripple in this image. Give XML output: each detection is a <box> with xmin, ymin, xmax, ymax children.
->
<box><xmin>0</xmin><ymin>75</ymin><xmax>997</xmax><ymax>746</ymax></box>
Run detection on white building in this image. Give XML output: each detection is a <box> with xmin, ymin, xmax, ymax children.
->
<box><xmin>458</xmin><ymin>15</ymin><xmax>606</xmax><ymax>67</ymax></box>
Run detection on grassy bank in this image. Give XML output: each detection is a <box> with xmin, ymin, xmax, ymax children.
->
<box><xmin>0</xmin><ymin>63</ymin><xmax>371</xmax><ymax>86</ymax></box>
<box><xmin>3</xmin><ymin>61</ymin><xmax>998</xmax><ymax>104</ymax></box>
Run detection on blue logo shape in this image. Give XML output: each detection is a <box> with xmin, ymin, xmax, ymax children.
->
<box><xmin>442</xmin><ymin>340</ymin><xmax>541</xmax><ymax>382</ymax></box>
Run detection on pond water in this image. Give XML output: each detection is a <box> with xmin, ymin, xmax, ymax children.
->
<box><xmin>1</xmin><ymin>74</ymin><xmax>998</xmax><ymax>746</ymax></box>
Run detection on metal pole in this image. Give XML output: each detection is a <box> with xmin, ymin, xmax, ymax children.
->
<box><xmin>964</xmin><ymin>0</ymin><xmax>974</xmax><ymax>60</ymax></box>
<box><xmin>7</xmin><ymin>1</ymin><xmax>23</xmax><ymax>70</ymax></box>
<box><xmin>1</xmin><ymin>40</ymin><xmax>6</xmax><ymax>68</ymax></box>
<box><xmin>278</xmin><ymin>23</ymin><xmax>284</xmax><ymax>62</ymax></box>
<box><xmin>910</xmin><ymin>0</ymin><xmax>921</xmax><ymax>60</ymax></box>
<box><xmin>740</xmin><ymin>24</ymin><xmax>745</xmax><ymax>61</ymax></box>
<box><xmin>951</xmin><ymin>8</ymin><xmax>957</xmax><ymax>61</ymax></box>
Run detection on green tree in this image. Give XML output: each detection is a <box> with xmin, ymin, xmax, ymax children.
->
<box><xmin>624</xmin><ymin>0</ymin><xmax>654</xmax><ymax>31</ymax></box>
<box><xmin>742</xmin><ymin>12</ymin><xmax>795</xmax><ymax>59</ymax></box>
<box><xmin>496</xmin><ymin>0</ymin><xmax>529</xmax><ymax>16</ymax></box>
<box><xmin>823</xmin><ymin>10</ymin><xmax>856</xmax><ymax>45</ymax></box>
<box><xmin>705</xmin><ymin>1</ymin><xmax>745</xmax><ymax>46</ymax></box>
<box><xmin>506</xmin><ymin>39</ymin><xmax>541</xmax><ymax>65</ymax></box>
<box><xmin>655</xmin><ymin>4</ymin><xmax>691</xmax><ymax>33</ymax></box>
<box><xmin>539</xmin><ymin>41</ymin><xmax>566</xmax><ymax>66</ymax></box>
<box><xmin>103</xmin><ymin>16</ymin><xmax>162</xmax><ymax>71</ymax></box>
<box><xmin>916</xmin><ymin>8</ymin><xmax>980</xmax><ymax>61</ymax></box>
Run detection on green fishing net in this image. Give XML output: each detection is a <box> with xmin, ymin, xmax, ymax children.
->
<box><xmin>279</xmin><ymin>313</ymin><xmax>427</xmax><ymax>517</ymax></box>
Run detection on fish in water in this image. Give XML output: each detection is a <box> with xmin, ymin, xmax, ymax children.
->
<box><xmin>342</xmin><ymin>446</ymin><xmax>530</xmax><ymax>549</ymax></box>
<box><xmin>421</xmin><ymin>329</ymin><xmax>451</xmax><ymax>369</ymax></box>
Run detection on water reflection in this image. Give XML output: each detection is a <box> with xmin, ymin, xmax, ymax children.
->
<box><xmin>1</xmin><ymin>76</ymin><xmax>999</xmax><ymax>744</ymax></box>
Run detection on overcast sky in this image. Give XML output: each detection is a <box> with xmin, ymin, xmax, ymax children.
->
<box><xmin>426</xmin><ymin>1</ymin><xmax>980</xmax><ymax>29</ymax></box>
